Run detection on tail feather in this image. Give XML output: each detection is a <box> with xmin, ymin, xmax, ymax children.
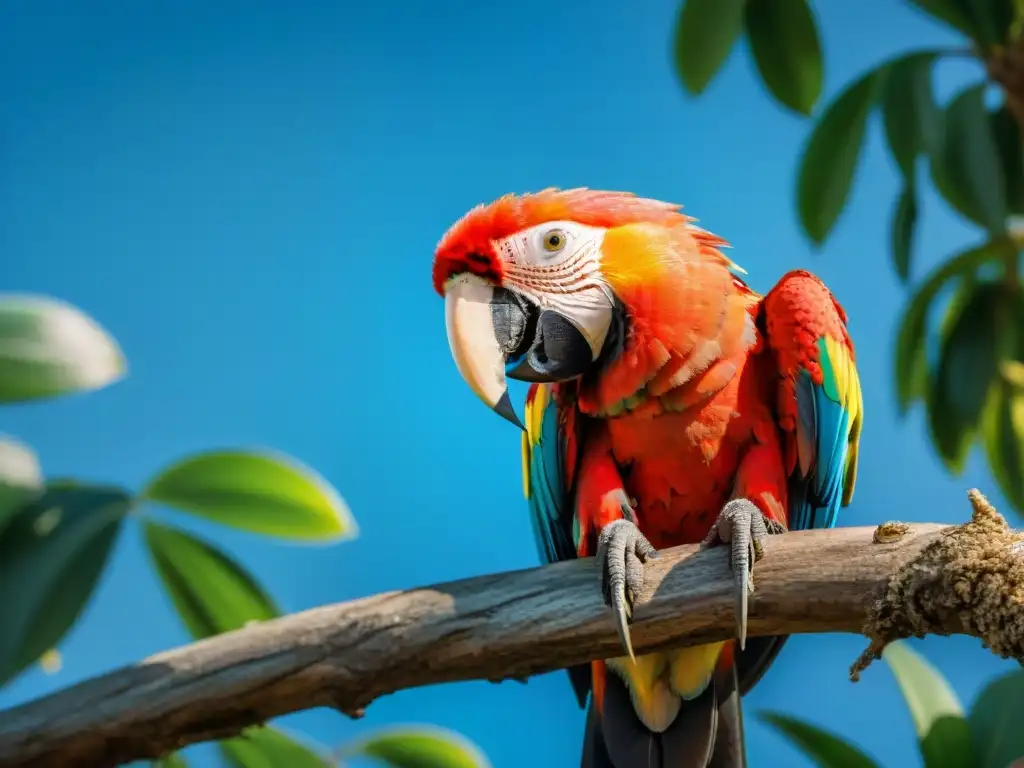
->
<box><xmin>708</xmin><ymin>663</ymin><xmax>746</xmax><ymax>768</ymax></box>
<box><xmin>581</xmin><ymin>671</ymin><xmax>718</xmax><ymax>768</ymax></box>
<box><xmin>581</xmin><ymin>700</ymin><xmax>615</xmax><ymax>768</ymax></box>
<box><xmin>659</xmin><ymin>683</ymin><xmax>717</xmax><ymax>768</ymax></box>
<box><xmin>581</xmin><ymin>644</ymin><xmax>773</xmax><ymax>768</ymax></box>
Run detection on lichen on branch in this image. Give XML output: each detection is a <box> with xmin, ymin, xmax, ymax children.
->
<box><xmin>852</xmin><ymin>489</ymin><xmax>1024</xmax><ymax>681</ymax></box>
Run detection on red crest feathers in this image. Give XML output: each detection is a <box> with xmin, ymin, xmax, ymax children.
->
<box><xmin>431</xmin><ymin>188</ymin><xmax>697</xmax><ymax>295</ymax></box>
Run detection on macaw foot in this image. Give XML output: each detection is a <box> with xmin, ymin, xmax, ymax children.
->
<box><xmin>701</xmin><ymin>498</ymin><xmax>783</xmax><ymax>651</ymax></box>
<box><xmin>597</xmin><ymin>514</ymin><xmax>658</xmax><ymax>662</ymax></box>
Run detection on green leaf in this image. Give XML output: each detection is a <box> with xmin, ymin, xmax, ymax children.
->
<box><xmin>968</xmin><ymin>670</ymin><xmax>1024</xmax><ymax>768</ymax></box>
<box><xmin>882</xmin><ymin>641</ymin><xmax>974</xmax><ymax>768</ymax></box>
<box><xmin>0</xmin><ymin>294</ymin><xmax>126</xmax><ymax>405</ymax></box>
<box><xmin>142</xmin><ymin>449</ymin><xmax>355</xmax><ymax>542</ymax></box>
<box><xmin>796</xmin><ymin>67</ymin><xmax>884</xmax><ymax>245</ymax></box>
<box><xmin>882</xmin><ymin>52</ymin><xmax>940</xmax><ymax>181</ymax></box>
<box><xmin>0</xmin><ymin>434</ymin><xmax>43</xmax><ymax>534</ymax></box>
<box><xmin>0</xmin><ymin>484</ymin><xmax>129</xmax><ymax>686</ymax></box>
<box><xmin>1012</xmin><ymin>0</ymin><xmax>1024</xmax><ymax>39</ymax></box>
<box><xmin>220</xmin><ymin>726</ymin><xmax>329</xmax><ymax>768</ymax></box>
<box><xmin>893</xmin><ymin>238</ymin><xmax>1010</xmax><ymax>414</ymax></box>
<box><xmin>927</xmin><ymin>279</ymin><xmax>1004</xmax><ymax>472</ymax></box>
<box><xmin>985</xmin><ymin>377</ymin><xmax>1024</xmax><ymax>512</ymax></box>
<box><xmin>345</xmin><ymin>726</ymin><xmax>492</xmax><ymax>768</ymax></box>
<box><xmin>985</xmin><ymin>282</ymin><xmax>1024</xmax><ymax>512</ymax></box>
<box><xmin>990</xmin><ymin>104</ymin><xmax>1024</xmax><ymax>215</ymax></box>
<box><xmin>1002</xmin><ymin>359</ymin><xmax>1024</xmax><ymax>389</ymax></box>
<box><xmin>931</xmin><ymin>83</ymin><xmax>1009</xmax><ymax>234</ymax></box>
<box><xmin>966</xmin><ymin>0</ymin><xmax>1013</xmax><ymax>47</ymax></box>
<box><xmin>143</xmin><ymin>520</ymin><xmax>279</xmax><ymax>640</ymax></box>
<box><xmin>744</xmin><ymin>0</ymin><xmax>823</xmax><ymax>115</ymax></box>
<box><xmin>758</xmin><ymin>712</ymin><xmax>881</xmax><ymax>768</ymax></box>
<box><xmin>672</xmin><ymin>0</ymin><xmax>746</xmax><ymax>95</ymax></box>
<box><xmin>891</xmin><ymin>184</ymin><xmax>919</xmax><ymax>283</ymax></box>
<box><xmin>907</xmin><ymin>0</ymin><xmax>979</xmax><ymax>36</ymax></box>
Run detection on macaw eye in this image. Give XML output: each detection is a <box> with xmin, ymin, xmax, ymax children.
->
<box><xmin>541</xmin><ymin>228</ymin><xmax>567</xmax><ymax>253</ymax></box>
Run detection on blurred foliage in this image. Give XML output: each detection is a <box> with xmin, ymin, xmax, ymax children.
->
<box><xmin>6</xmin><ymin>4</ymin><xmax>1024</xmax><ymax>763</ymax></box>
<box><xmin>760</xmin><ymin>640</ymin><xmax>1024</xmax><ymax>768</ymax></box>
<box><xmin>672</xmin><ymin>2</ymin><xmax>1024</xmax><ymax>764</ymax></box>
<box><xmin>672</xmin><ymin>0</ymin><xmax>1024</xmax><ymax>518</ymax></box>
<box><xmin>0</xmin><ymin>292</ymin><xmax>490</xmax><ymax>766</ymax></box>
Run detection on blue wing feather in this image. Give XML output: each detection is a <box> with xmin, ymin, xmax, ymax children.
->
<box><xmin>524</xmin><ymin>384</ymin><xmax>577</xmax><ymax>565</ymax></box>
<box><xmin>522</xmin><ymin>383</ymin><xmax>590</xmax><ymax>708</ymax></box>
<box><xmin>788</xmin><ymin>336</ymin><xmax>863</xmax><ymax>532</ymax></box>
<box><xmin>791</xmin><ymin>372</ymin><xmax>850</xmax><ymax>531</ymax></box>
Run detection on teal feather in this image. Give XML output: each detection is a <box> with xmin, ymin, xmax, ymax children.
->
<box><xmin>523</xmin><ymin>387</ymin><xmax>589</xmax><ymax>707</ymax></box>
<box><xmin>790</xmin><ymin>338</ymin><xmax>854</xmax><ymax>532</ymax></box>
<box><xmin>526</xmin><ymin>390</ymin><xmax>576</xmax><ymax>564</ymax></box>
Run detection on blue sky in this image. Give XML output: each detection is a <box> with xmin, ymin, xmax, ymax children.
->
<box><xmin>0</xmin><ymin>1</ymin><xmax>1016</xmax><ymax>766</ymax></box>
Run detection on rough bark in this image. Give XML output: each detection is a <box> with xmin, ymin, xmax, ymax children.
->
<box><xmin>0</xmin><ymin>490</ymin><xmax>1021</xmax><ymax>768</ymax></box>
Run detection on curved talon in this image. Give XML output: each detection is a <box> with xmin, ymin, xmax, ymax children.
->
<box><xmin>702</xmin><ymin>498</ymin><xmax>769</xmax><ymax>652</ymax></box>
<box><xmin>597</xmin><ymin>517</ymin><xmax>657</xmax><ymax>662</ymax></box>
<box><xmin>737</xmin><ymin>568</ymin><xmax>749</xmax><ymax>651</ymax></box>
<box><xmin>613</xmin><ymin>595</ymin><xmax>633</xmax><ymax>661</ymax></box>
<box><xmin>732</xmin><ymin>538</ymin><xmax>752</xmax><ymax>651</ymax></box>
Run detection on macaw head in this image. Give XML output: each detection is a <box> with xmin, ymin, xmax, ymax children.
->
<box><xmin>432</xmin><ymin>188</ymin><xmax>742</xmax><ymax>428</ymax></box>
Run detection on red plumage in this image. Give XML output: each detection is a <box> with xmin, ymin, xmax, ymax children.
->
<box><xmin>435</xmin><ymin>189</ymin><xmax>864</xmax><ymax>768</ymax></box>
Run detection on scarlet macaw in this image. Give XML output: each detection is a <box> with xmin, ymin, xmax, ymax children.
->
<box><xmin>433</xmin><ymin>189</ymin><xmax>863</xmax><ymax>767</ymax></box>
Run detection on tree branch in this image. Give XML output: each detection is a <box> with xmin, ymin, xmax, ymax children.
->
<box><xmin>1</xmin><ymin>490</ymin><xmax>1022</xmax><ymax>768</ymax></box>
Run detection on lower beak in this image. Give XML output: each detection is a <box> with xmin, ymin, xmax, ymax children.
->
<box><xmin>444</xmin><ymin>274</ymin><xmax>524</xmax><ymax>429</ymax></box>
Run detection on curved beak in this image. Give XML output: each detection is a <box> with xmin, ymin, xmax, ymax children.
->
<box><xmin>444</xmin><ymin>272</ymin><xmax>615</xmax><ymax>429</ymax></box>
<box><xmin>444</xmin><ymin>274</ymin><xmax>524</xmax><ymax>429</ymax></box>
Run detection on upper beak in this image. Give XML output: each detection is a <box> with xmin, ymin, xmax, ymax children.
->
<box><xmin>444</xmin><ymin>274</ymin><xmax>525</xmax><ymax>429</ymax></box>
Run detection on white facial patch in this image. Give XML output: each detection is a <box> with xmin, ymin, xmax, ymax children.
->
<box><xmin>494</xmin><ymin>221</ymin><xmax>615</xmax><ymax>361</ymax></box>
<box><xmin>549</xmin><ymin>282</ymin><xmax>616</xmax><ymax>359</ymax></box>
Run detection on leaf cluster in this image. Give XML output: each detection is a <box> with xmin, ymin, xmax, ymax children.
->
<box><xmin>0</xmin><ymin>294</ymin><xmax>488</xmax><ymax>767</ymax></box>
<box><xmin>761</xmin><ymin>640</ymin><xmax>1024</xmax><ymax>768</ymax></box>
<box><xmin>671</xmin><ymin>0</ymin><xmax>1024</xmax><ymax>517</ymax></box>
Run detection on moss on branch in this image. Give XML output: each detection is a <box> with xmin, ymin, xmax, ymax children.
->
<box><xmin>852</xmin><ymin>490</ymin><xmax>1024</xmax><ymax>681</ymax></box>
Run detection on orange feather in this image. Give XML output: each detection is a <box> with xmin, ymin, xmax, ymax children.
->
<box><xmin>437</xmin><ymin>190</ymin><xmax>862</xmax><ymax>737</ymax></box>
<box><xmin>431</xmin><ymin>187</ymin><xmax>736</xmax><ymax>294</ymax></box>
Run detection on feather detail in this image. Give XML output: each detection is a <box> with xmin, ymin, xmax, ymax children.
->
<box><xmin>760</xmin><ymin>270</ymin><xmax>864</xmax><ymax>532</ymax></box>
<box><xmin>579</xmin><ymin>227</ymin><xmax>753</xmax><ymax>419</ymax></box>
<box><xmin>521</xmin><ymin>382</ymin><xmax>591</xmax><ymax>708</ymax></box>
<box><xmin>433</xmin><ymin>188</ymin><xmax>695</xmax><ymax>295</ymax></box>
<box><xmin>522</xmin><ymin>383</ymin><xmax>578</xmax><ymax>564</ymax></box>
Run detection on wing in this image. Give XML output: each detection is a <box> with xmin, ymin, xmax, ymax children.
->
<box><xmin>521</xmin><ymin>381</ymin><xmax>591</xmax><ymax>706</ymax></box>
<box><xmin>522</xmin><ymin>381</ymin><xmax>580</xmax><ymax>565</ymax></box>
<box><xmin>760</xmin><ymin>270</ymin><xmax>864</xmax><ymax>532</ymax></box>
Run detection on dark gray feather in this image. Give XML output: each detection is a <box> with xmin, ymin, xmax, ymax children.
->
<box><xmin>581</xmin><ymin>672</ymin><xmax>719</xmax><ymax>768</ymax></box>
<box><xmin>709</xmin><ymin>663</ymin><xmax>746</xmax><ymax>768</ymax></box>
